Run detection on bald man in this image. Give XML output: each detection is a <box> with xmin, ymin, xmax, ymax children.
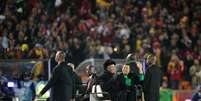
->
<box><xmin>39</xmin><ymin>51</ymin><xmax>73</xmax><ymax>101</ymax></box>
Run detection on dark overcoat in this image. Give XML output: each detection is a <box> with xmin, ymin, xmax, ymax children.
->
<box><xmin>98</xmin><ymin>71</ymin><xmax>118</xmax><ymax>101</ymax></box>
<box><xmin>40</xmin><ymin>62</ymin><xmax>73</xmax><ymax>101</ymax></box>
<box><xmin>143</xmin><ymin>64</ymin><xmax>161</xmax><ymax>101</ymax></box>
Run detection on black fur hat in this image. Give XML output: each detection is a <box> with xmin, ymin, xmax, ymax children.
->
<box><xmin>103</xmin><ymin>59</ymin><xmax>116</xmax><ymax>70</ymax></box>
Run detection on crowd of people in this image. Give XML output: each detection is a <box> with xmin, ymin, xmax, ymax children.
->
<box><xmin>0</xmin><ymin>0</ymin><xmax>201</xmax><ymax>96</ymax></box>
<box><xmin>0</xmin><ymin>68</ymin><xmax>42</xmax><ymax>101</ymax></box>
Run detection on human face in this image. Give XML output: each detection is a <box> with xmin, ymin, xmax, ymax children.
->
<box><xmin>107</xmin><ymin>64</ymin><xmax>116</xmax><ymax>74</ymax></box>
<box><xmin>122</xmin><ymin>65</ymin><xmax>130</xmax><ymax>75</ymax></box>
<box><xmin>55</xmin><ymin>51</ymin><xmax>61</xmax><ymax>62</ymax></box>
<box><xmin>86</xmin><ymin>66</ymin><xmax>92</xmax><ymax>76</ymax></box>
<box><xmin>146</xmin><ymin>55</ymin><xmax>156</xmax><ymax>65</ymax></box>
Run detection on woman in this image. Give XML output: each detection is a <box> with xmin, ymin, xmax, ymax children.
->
<box><xmin>167</xmin><ymin>54</ymin><xmax>184</xmax><ymax>89</ymax></box>
<box><xmin>116</xmin><ymin>64</ymin><xmax>140</xmax><ymax>101</ymax></box>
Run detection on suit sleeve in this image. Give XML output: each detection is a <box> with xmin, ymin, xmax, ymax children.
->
<box><xmin>40</xmin><ymin>67</ymin><xmax>60</xmax><ymax>95</ymax></box>
<box><xmin>149</xmin><ymin>69</ymin><xmax>161</xmax><ymax>101</ymax></box>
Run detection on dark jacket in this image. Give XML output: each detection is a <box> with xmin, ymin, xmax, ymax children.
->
<box><xmin>98</xmin><ymin>71</ymin><xmax>118</xmax><ymax>101</ymax></box>
<box><xmin>40</xmin><ymin>62</ymin><xmax>73</xmax><ymax>101</ymax></box>
<box><xmin>143</xmin><ymin>64</ymin><xmax>161</xmax><ymax>101</ymax></box>
<box><xmin>86</xmin><ymin>74</ymin><xmax>98</xmax><ymax>94</ymax></box>
<box><xmin>72</xmin><ymin>71</ymin><xmax>82</xmax><ymax>99</ymax></box>
<box><xmin>116</xmin><ymin>73</ymin><xmax>140</xmax><ymax>101</ymax></box>
<box><xmin>81</xmin><ymin>74</ymin><xmax>98</xmax><ymax>101</ymax></box>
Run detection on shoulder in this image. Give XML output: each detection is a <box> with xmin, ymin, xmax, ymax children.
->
<box><xmin>99</xmin><ymin>72</ymin><xmax>109</xmax><ymax>80</ymax></box>
<box><xmin>151</xmin><ymin>65</ymin><xmax>161</xmax><ymax>76</ymax></box>
<box><xmin>152</xmin><ymin>65</ymin><xmax>160</xmax><ymax>71</ymax></box>
<box><xmin>52</xmin><ymin>66</ymin><xmax>59</xmax><ymax>72</ymax></box>
<box><xmin>146</xmin><ymin>65</ymin><xmax>160</xmax><ymax>74</ymax></box>
<box><xmin>99</xmin><ymin>73</ymin><xmax>106</xmax><ymax>79</ymax></box>
<box><xmin>52</xmin><ymin>64</ymin><xmax>64</xmax><ymax>73</ymax></box>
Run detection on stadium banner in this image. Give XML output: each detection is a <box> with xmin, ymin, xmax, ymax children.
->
<box><xmin>160</xmin><ymin>88</ymin><xmax>193</xmax><ymax>101</ymax></box>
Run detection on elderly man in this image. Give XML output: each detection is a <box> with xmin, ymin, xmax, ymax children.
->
<box><xmin>190</xmin><ymin>59</ymin><xmax>201</xmax><ymax>88</ymax></box>
<box><xmin>98</xmin><ymin>59</ymin><xmax>118</xmax><ymax>101</ymax></box>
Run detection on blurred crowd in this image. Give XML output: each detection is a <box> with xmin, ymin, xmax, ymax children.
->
<box><xmin>0</xmin><ymin>65</ymin><xmax>52</xmax><ymax>100</ymax></box>
<box><xmin>0</xmin><ymin>0</ymin><xmax>201</xmax><ymax>90</ymax></box>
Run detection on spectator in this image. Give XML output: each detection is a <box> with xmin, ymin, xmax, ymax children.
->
<box><xmin>168</xmin><ymin>54</ymin><xmax>184</xmax><ymax>89</ymax></box>
<box><xmin>0</xmin><ymin>68</ymin><xmax>7</xmax><ymax>97</ymax></box>
<box><xmin>161</xmin><ymin>76</ymin><xmax>168</xmax><ymax>88</ymax></box>
<box><xmin>28</xmin><ymin>43</ymin><xmax>48</xmax><ymax>59</ymax></box>
<box><xmin>0</xmin><ymin>69</ymin><xmax>14</xmax><ymax>100</ymax></box>
<box><xmin>32</xmin><ymin>61</ymin><xmax>44</xmax><ymax>81</ymax></box>
<box><xmin>192</xmin><ymin>85</ymin><xmax>201</xmax><ymax>101</ymax></box>
<box><xmin>19</xmin><ymin>72</ymin><xmax>36</xmax><ymax>101</ymax></box>
<box><xmin>0</xmin><ymin>69</ymin><xmax>7</xmax><ymax>83</ymax></box>
<box><xmin>179</xmin><ymin>80</ymin><xmax>192</xmax><ymax>90</ymax></box>
<box><xmin>189</xmin><ymin>59</ymin><xmax>201</xmax><ymax>88</ymax></box>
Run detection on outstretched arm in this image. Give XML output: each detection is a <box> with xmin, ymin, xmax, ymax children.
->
<box><xmin>40</xmin><ymin>67</ymin><xmax>60</xmax><ymax>95</ymax></box>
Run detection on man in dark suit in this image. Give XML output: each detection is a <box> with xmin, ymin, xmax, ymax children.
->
<box><xmin>39</xmin><ymin>51</ymin><xmax>73</xmax><ymax>101</ymax></box>
<box><xmin>143</xmin><ymin>54</ymin><xmax>161</xmax><ymax>101</ymax></box>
